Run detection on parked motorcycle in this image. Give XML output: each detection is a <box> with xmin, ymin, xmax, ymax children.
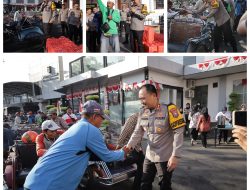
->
<box><xmin>168</xmin><ymin>11</ymin><xmax>214</xmax><ymax>52</ymax></box>
<box><xmin>4</xmin><ymin>17</ymin><xmax>45</xmax><ymax>52</ymax></box>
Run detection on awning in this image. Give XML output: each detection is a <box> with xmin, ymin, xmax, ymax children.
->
<box><xmin>184</xmin><ymin>56</ymin><xmax>247</xmax><ymax>79</ymax></box>
<box><xmin>54</xmin><ymin>71</ymin><xmax>108</xmax><ymax>95</ymax></box>
<box><xmin>3</xmin><ymin>82</ymin><xmax>40</xmax><ymax>97</ymax></box>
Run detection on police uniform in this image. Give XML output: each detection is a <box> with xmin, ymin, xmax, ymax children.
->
<box><xmin>129</xmin><ymin>3</ymin><xmax>148</xmax><ymax>52</ymax></box>
<box><xmin>127</xmin><ymin>103</ymin><xmax>185</xmax><ymax>190</ymax></box>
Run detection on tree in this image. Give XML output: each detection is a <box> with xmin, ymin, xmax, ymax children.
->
<box><xmin>227</xmin><ymin>92</ymin><xmax>240</xmax><ymax>112</ymax></box>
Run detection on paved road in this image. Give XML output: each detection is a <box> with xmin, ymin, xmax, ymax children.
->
<box><xmin>90</xmin><ymin>137</ymin><xmax>246</xmax><ymax>190</ymax></box>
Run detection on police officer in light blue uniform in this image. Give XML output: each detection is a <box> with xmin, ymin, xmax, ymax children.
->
<box><xmin>24</xmin><ymin>100</ymin><xmax>128</xmax><ymax>190</ymax></box>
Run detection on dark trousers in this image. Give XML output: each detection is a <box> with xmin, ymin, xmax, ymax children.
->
<box><xmin>184</xmin><ymin>121</ymin><xmax>190</xmax><ymax>136</ymax></box>
<box><xmin>61</xmin><ymin>21</ymin><xmax>68</xmax><ymax>36</ymax></box>
<box><xmin>43</xmin><ymin>23</ymin><xmax>52</xmax><ymax>38</ymax></box>
<box><xmin>87</xmin><ymin>31</ymin><xmax>97</xmax><ymax>52</ymax></box>
<box><xmin>190</xmin><ymin>128</ymin><xmax>198</xmax><ymax>141</ymax></box>
<box><xmin>130</xmin><ymin>30</ymin><xmax>144</xmax><ymax>52</ymax></box>
<box><xmin>132</xmin><ymin>150</ymin><xmax>145</xmax><ymax>190</ymax></box>
<box><xmin>219</xmin><ymin>130</ymin><xmax>228</xmax><ymax>142</ymax></box>
<box><xmin>214</xmin><ymin>20</ymin><xmax>237</xmax><ymax>52</ymax></box>
<box><xmin>141</xmin><ymin>158</ymin><xmax>173</xmax><ymax>190</ymax></box>
<box><xmin>120</xmin><ymin>21</ymin><xmax>126</xmax><ymax>35</ymax></box>
<box><xmin>234</xmin><ymin>15</ymin><xmax>242</xmax><ymax>32</ymax></box>
<box><xmin>68</xmin><ymin>24</ymin><xmax>78</xmax><ymax>44</ymax></box>
<box><xmin>78</xmin><ymin>25</ymin><xmax>82</xmax><ymax>44</ymax></box>
<box><xmin>200</xmin><ymin>132</ymin><xmax>208</xmax><ymax>147</ymax></box>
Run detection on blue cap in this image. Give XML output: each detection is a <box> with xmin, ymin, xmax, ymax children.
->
<box><xmin>82</xmin><ymin>100</ymin><xmax>110</xmax><ymax>120</ymax></box>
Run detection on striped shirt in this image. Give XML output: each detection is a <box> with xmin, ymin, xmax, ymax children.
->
<box><xmin>117</xmin><ymin>113</ymin><xmax>142</xmax><ymax>152</ymax></box>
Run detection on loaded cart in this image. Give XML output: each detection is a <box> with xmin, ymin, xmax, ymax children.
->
<box><xmin>85</xmin><ymin>161</ymin><xmax>137</xmax><ymax>186</ymax></box>
<box><xmin>4</xmin><ymin>140</ymin><xmax>137</xmax><ymax>190</ymax></box>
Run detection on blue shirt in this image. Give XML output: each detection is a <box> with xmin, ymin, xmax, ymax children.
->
<box><xmin>24</xmin><ymin>118</ymin><xmax>125</xmax><ymax>190</ymax></box>
<box><xmin>27</xmin><ymin>115</ymin><xmax>35</xmax><ymax>124</ymax></box>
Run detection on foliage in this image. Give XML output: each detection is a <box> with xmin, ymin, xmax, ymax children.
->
<box><xmin>46</xmin><ymin>105</ymin><xmax>55</xmax><ymax>110</ymax></box>
<box><xmin>86</xmin><ymin>95</ymin><xmax>99</xmax><ymax>102</ymax></box>
<box><xmin>60</xmin><ymin>107</ymin><xmax>68</xmax><ymax>112</ymax></box>
<box><xmin>227</xmin><ymin>92</ymin><xmax>240</xmax><ymax>112</ymax></box>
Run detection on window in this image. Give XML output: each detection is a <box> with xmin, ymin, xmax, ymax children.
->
<box><xmin>192</xmin><ymin>85</ymin><xmax>208</xmax><ymax>107</ymax></box>
<box><xmin>159</xmin><ymin>86</ymin><xmax>183</xmax><ymax>108</ymax></box>
<box><xmin>155</xmin><ymin>0</ymin><xmax>164</xmax><ymax>9</ymax></box>
<box><xmin>108</xmin><ymin>91</ymin><xmax>122</xmax><ymax>124</ymax></box>
<box><xmin>124</xmin><ymin>90</ymin><xmax>140</xmax><ymax>121</ymax></box>
<box><xmin>27</xmin><ymin>0</ymin><xmax>35</xmax><ymax>3</ymax></box>
<box><xmin>34</xmin><ymin>82</ymin><xmax>42</xmax><ymax>96</ymax></box>
<box><xmin>107</xmin><ymin>56</ymin><xmax>125</xmax><ymax>66</ymax></box>
<box><xmin>16</xmin><ymin>0</ymin><xmax>24</xmax><ymax>3</ymax></box>
<box><xmin>233</xmin><ymin>79</ymin><xmax>247</xmax><ymax>106</ymax></box>
<box><xmin>70</xmin><ymin>59</ymin><xmax>82</xmax><ymax>77</ymax></box>
<box><xmin>83</xmin><ymin>57</ymin><xmax>104</xmax><ymax>72</ymax></box>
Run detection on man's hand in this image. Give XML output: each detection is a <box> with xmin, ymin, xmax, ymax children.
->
<box><xmin>122</xmin><ymin>145</ymin><xmax>131</xmax><ymax>158</ymax></box>
<box><xmin>167</xmin><ymin>156</ymin><xmax>179</xmax><ymax>172</ymax></box>
<box><xmin>115</xmin><ymin>145</ymin><xmax>122</xmax><ymax>150</ymax></box>
<box><xmin>232</xmin><ymin>125</ymin><xmax>247</xmax><ymax>152</ymax></box>
<box><xmin>108</xmin><ymin>15</ymin><xmax>112</xmax><ymax>20</ymax></box>
<box><xmin>131</xmin><ymin>7</ymin><xmax>136</xmax><ymax>13</ymax></box>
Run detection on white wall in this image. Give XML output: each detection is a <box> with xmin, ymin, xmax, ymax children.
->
<box><xmin>97</xmin><ymin>56</ymin><xmax>147</xmax><ymax>78</ymax></box>
<box><xmin>149</xmin><ymin>70</ymin><xmax>184</xmax><ymax>88</ymax></box>
<box><xmin>188</xmin><ymin>72</ymin><xmax>247</xmax><ymax>121</ymax></box>
<box><xmin>122</xmin><ymin>71</ymin><xmax>145</xmax><ymax>85</ymax></box>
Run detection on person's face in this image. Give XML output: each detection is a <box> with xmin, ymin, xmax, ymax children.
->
<box><xmin>93</xmin><ymin>114</ymin><xmax>104</xmax><ymax>128</ymax></box>
<box><xmin>50</xmin><ymin>113</ymin><xmax>57</xmax><ymax>120</ymax></box>
<box><xmin>186</xmin><ymin>103</ymin><xmax>190</xmax><ymax>109</ymax></box>
<box><xmin>134</xmin><ymin>0</ymin><xmax>140</xmax><ymax>5</ymax></box>
<box><xmin>122</xmin><ymin>4</ymin><xmax>127</xmax><ymax>10</ymax></box>
<box><xmin>46</xmin><ymin>130</ymin><xmax>58</xmax><ymax>139</ymax></box>
<box><xmin>87</xmin><ymin>9</ymin><xmax>92</xmax><ymax>15</ymax></box>
<box><xmin>62</xmin><ymin>5</ymin><xmax>66</xmax><ymax>9</ymax></box>
<box><xmin>93</xmin><ymin>8</ymin><xmax>97</xmax><ymax>13</ymax></box>
<box><xmin>139</xmin><ymin>88</ymin><xmax>157</xmax><ymax>109</ymax></box>
<box><xmin>74</xmin><ymin>4</ymin><xmax>79</xmax><ymax>10</ymax></box>
<box><xmin>107</xmin><ymin>2</ymin><xmax>114</xmax><ymax>9</ymax></box>
<box><xmin>20</xmin><ymin>112</ymin><xmax>24</xmax><ymax>116</ymax></box>
<box><xmin>67</xmin><ymin>108</ymin><xmax>72</xmax><ymax>114</ymax></box>
<box><xmin>241</xmin><ymin>105</ymin><xmax>246</xmax><ymax>111</ymax></box>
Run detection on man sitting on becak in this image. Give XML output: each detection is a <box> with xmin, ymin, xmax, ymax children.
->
<box><xmin>36</xmin><ymin>120</ymin><xmax>64</xmax><ymax>157</ymax></box>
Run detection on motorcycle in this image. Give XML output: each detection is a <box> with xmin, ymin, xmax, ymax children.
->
<box><xmin>168</xmin><ymin>11</ymin><xmax>215</xmax><ymax>52</ymax></box>
<box><xmin>4</xmin><ymin>17</ymin><xmax>45</xmax><ymax>52</ymax></box>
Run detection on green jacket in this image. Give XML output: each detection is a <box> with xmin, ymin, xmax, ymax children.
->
<box><xmin>97</xmin><ymin>0</ymin><xmax>120</xmax><ymax>35</ymax></box>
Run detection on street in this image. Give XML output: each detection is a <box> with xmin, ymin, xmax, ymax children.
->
<box><xmin>89</xmin><ymin>137</ymin><xmax>246</xmax><ymax>190</ymax></box>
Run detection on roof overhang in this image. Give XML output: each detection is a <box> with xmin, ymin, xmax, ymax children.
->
<box><xmin>3</xmin><ymin>81</ymin><xmax>39</xmax><ymax>97</ymax></box>
<box><xmin>55</xmin><ymin>71</ymin><xmax>108</xmax><ymax>94</ymax></box>
<box><xmin>184</xmin><ymin>56</ymin><xmax>247</xmax><ymax>79</ymax></box>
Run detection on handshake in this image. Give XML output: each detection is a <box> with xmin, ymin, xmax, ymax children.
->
<box><xmin>117</xmin><ymin>145</ymin><xmax>132</xmax><ymax>158</ymax></box>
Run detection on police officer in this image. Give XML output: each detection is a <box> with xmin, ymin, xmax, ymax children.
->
<box><xmin>39</xmin><ymin>0</ymin><xmax>54</xmax><ymax>38</ymax></box>
<box><xmin>126</xmin><ymin>84</ymin><xmax>185</xmax><ymax>190</ymax></box>
<box><xmin>129</xmin><ymin>0</ymin><xmax>148</xmax><ymax>52</ymax></box>
<box><xmin>190</xmin><ymin>0</ymin><xmax>237</xmax><ymax>52</ymax></box>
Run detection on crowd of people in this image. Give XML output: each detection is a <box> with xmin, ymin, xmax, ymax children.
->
<box><xmin>167</xmin><ymin>0</ymin><xmax>247</xmax><ymax>52</ymax></box>
<box><xmin>39</xmin><ymin>0</ymin><xmax>82</xmax><ymax>44</ymax></box>
<box><xmin>181</xmin><ymin>102</ymin><xmax>247</xmax><ymax>148</ymax></box>
<box><xmin>86</xmin><ymin>0</ymin><xmax>149</xmax><ymax>53</ymax></box>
